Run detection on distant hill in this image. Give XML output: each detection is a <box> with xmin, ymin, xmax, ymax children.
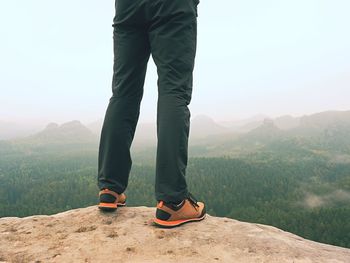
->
<box><xmin>286</xmin><ymin>111</ymin><xmax>350</xmax><ymax>152</ymax></box>
<box><xmin>242</xmin><ymin>118</ymin><xmax>284</xmax><ymax>143</ymax></box>
<box><xmin>9</xmin><ymin>120</ymin><xmax>96</xmax><ymax>146</ymax></box>
<box><xmin>217</xmin><ymin>114</ymin><xmax>269</xmax><ymax>134</ymax></box>
<box><xmin>274</xmin><ymin>115</ymin><xmax>301</xmax><ymax>130</ymax></box>
<box><xmin>2</xmin><ymin>110</ymin><xmax>350</xmax><ymax>157</ymax></box>
<box><xmin>292</xmin><ymin>110</ymin><xmax>350</xmax><ymax>136</ymax></box>
<box><xmin>190</xmin><ymin>114</ymin><xmax>229</xmax><ymax>138</ymax></box>
<box><xmin>87</xmin><ymin>114</ymin><xmax>230</xmax><ymax>141</ymax></box>
<box><xmin>86</xmin><ymin>119</ymin><xmax>103</xmax><ymax>136</ymax></box>
<box><xmin>188</xmin><ymin>111</ymin><xmax>350</xmax><ymax>159</ymax></box>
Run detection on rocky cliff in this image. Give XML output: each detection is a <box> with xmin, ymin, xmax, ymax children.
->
<box><xmin>1</xmin><ymin>206</ymin><xmax>349</xmax><ymax>263</ymax></box>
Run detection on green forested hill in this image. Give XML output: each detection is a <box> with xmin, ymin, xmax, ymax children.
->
<box><xmin>0</xmin><ymin>145</ymin><xmax>349</xmax><ymax>248</ymax></box>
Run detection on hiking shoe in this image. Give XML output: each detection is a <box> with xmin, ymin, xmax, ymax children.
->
<box><xmin>153</xmin><ymin>192</ymin><xmax>206</xmax><ymax>227</ymax></box>
<box><xmin>98</xmin><ymin>188</ymin><xmax>126</xmax><ymax>211</ymax></box>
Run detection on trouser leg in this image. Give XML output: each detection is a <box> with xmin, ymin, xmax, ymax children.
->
<box><xmin>97</xmin><ymin>1</ymin><xmax>151</xmax><ymax>194</ymax></box>
<box><xmin>148</xmin><ymin>0</ymin><xmax>198</xmax><ymax>202</ymax></box>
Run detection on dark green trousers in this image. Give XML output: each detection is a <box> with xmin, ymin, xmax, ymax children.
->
<box><xmin>97</xmin><ymin>0</ymin><xmax>199</xmax><ymax>203</ymax></box>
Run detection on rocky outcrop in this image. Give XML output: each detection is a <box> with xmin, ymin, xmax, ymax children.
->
<box><xmin>0</xmin><ymin>206</ymin><xmax>349</xmax><ymax>263</ymax></box>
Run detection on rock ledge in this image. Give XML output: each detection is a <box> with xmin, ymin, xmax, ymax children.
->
<box><xmin>1</xmin><ymin>206</ymin><xmax>349</xmax><ymax>263</ymax></box>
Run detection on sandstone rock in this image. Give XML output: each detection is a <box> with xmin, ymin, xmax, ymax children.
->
<box><xmin>0</xmin><ymin>206</ymin><xmax>349</xmax><ymax>263</ymax></box>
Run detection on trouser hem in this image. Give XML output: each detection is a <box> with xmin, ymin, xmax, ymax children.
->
<box><xmin>97</xmin><ymin>182</ymin><xmax>125</xmax><ymax>195</ymax></box>
<box><xmin>155</xmin><ymin>189</ymin><xmax>189</xmax><ymax>203</ymax></box>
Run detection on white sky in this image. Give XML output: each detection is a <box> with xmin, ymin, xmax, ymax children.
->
<box><xmin>0</xmin><ymin>0</ymin><xmax>349</xmax><ymax>125</ymax></box>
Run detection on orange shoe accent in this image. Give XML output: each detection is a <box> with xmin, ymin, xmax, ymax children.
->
<box><xmin>157</xmin><ymin>201</ymin><xmax>164</xmax><ymax>208</ymax></box>
<box><xmin>153</xmin><ymin>213</ymin><xmax>206</xmax><ymax>227</ymax></box>
<box><xmin>98</xmin><ymin>202</ymin><xmax>117</xmax><ymax>209</ymax></box>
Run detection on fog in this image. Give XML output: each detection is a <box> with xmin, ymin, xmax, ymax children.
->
<box><xmin>303</xmin><ymin>190</ymin><xmax>350</xmax><ymax>209</ymax></box>
<box><xmin>1</xmin><ymin>0</ymin><xmax>349</xmax><ymax>125</ymax></box>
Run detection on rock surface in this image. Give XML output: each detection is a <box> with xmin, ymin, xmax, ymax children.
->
<box><xmin>0</xmin><ymin>206</ymin><xmax>349</xmax><ymax>263</ymax></box>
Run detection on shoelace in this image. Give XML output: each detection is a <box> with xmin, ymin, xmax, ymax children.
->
<box><xmin>187</xmin><ymin>192</ymin><xmax>200</xmax><ymax>209</ymax></box>
<box><xmin>157</xmin><ymin>192</ymin><xmax>200</xmax><ymax>210</ymax></box>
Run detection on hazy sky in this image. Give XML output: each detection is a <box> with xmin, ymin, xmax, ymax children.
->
<box><xmin>0</xmin><ymin>0</ymin><xmax>349</xmax><ymax>125</ymax></box>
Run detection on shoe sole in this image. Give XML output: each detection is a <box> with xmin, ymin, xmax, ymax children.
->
<box><xmin>98</xmin><ymin>202</ymin><xmax>126</xmax><ymax>212</ymax></box>
<box><xmin>153</xmin><ymin>213</ymin><xmax>206</xmax><ymax>228</ymax></box>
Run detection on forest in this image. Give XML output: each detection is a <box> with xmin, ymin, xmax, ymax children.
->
<box><xmin>0</xmin><ymin>142</ymin><xmax>349</xmax><ymax>248</ymax></box>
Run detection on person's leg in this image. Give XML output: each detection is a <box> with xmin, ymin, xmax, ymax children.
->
<box><xmin>97</xmin><ymin>0</ymin><xmax>150</xmax><ymax>194</ymax></box>
<box><xmin>148</xmin><ymin>0</ymin><xmax>198</xmax><ymax>203</ymax></box>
